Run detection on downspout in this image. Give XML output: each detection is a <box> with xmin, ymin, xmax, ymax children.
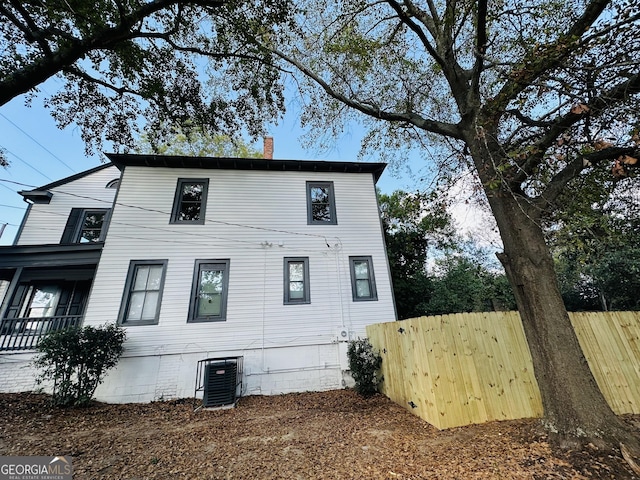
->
<box><xmin>12</xmin><ymin>202</ymin><xmax>32</xmax><ymax>246</ymax></box>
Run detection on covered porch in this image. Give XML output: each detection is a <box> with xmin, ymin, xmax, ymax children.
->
<box><xmin>0</xmin><ymin>243</ymin><xmax>103</xmax><ymax>351</ymax></box>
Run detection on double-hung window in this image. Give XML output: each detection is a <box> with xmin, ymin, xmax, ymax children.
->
<box><xmin>171</xmin><ymin>178</ymin><xmax>209</xmax><ymax>224</ymax></box>
<box><xmin>60</xmin><ymin>208</ymin><xmax>110</xmax><ymax>243</ymax></box>
<box><xmin>284</xmin><ymin>257</ymin><xmax>310</xmax><ymax>304</ymax></box>
<box><xmin>118</xmin><ymin>260</ymin><xmax>168</xmax><ymax>325</ymax></box>
<box><xmin>306</xmin><ymin>181</ymin><xmax>337</xmax><ymax>225</ymax></box>
<box><xmin>349</xmin><ymin>256</ymin><xmax>378</xmax><ymax>301</ymax></box>
<box><xmin>188</xmin><ymin>260</ymin><xmax>230</xmax><ymax>322</ymax></box>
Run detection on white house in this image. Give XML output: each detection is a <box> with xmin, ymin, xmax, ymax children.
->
<box><xmin>0</xmin><ymin>150</ymin><xmax>396</xmax><ymax>404</ymax></box>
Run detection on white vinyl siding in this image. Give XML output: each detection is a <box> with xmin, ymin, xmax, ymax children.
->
<box><xmin>16</xmin><ymin>166</ymin><xmax>119</xmax><ymax>245</ymax></box>
<box><xmin>83</xmin><ymin>166</ymin><xmax>395</xmax><ymax>356</ymax></box>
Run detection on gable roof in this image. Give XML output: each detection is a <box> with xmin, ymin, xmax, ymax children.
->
<box><xmin>18</xmin><ymin>163</ymin><xmax>115</xmax><ymax>202</ymax></box>
<box><xmin>26</xmin><ymin>163</ymin><xmax>115</xmax><ymax>191</ymax></box>
<box><xmin>106</xmin><ymin>153</ymin><xmax>387</xmax><ymax>183</ymax></box>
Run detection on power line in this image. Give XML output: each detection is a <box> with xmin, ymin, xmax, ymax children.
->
<box><xmin>12</xmin><ymin>205</ymin><xmax>334</xmax><ymax>254</ymax></box>
<box><xmin>0</xmin><ymin>179</ymin><xmax>33</xmax><ymax>187</ymax></box>
<box><xmin>0</xmin><ymin>113</ymin><xmax>75</xmax><ymax>173</ymax></box>
<box><xmin>0</xmin><ymin>182</ymin><xmax>16</xmax><ymax>193</ymax></box>
<box><xmin>0</xmin><ymin>177</ymin><xmax>335</xmax><ymax>243</ymax></box>
<box><xmin>0</xmin><ymin>203</ymin><xmax>26</xmax><ymax>210</ymax></box>
<box><xmin>0</xmin><ymin>146</ymin><xmax>53</xmax><ymax>181</ymax></box>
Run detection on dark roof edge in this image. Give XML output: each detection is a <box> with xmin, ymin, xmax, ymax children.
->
<box><xmin>0</xmin><ymin>242</ymin><xmax>104</xmax><ymax>255</ymax></box>
<box><xmin>0</xmin><ymin>243</ymin><xmax>104</xmax><ymax>268</ymax></box>
<box><xmin>105</xmin><ymin>153</ymin><xmax>387</xmax><ymax>183</ymax></box>
<box><xmin>25</xmin><ymin>163</ymin><xmax>114</xmax><ymax>192</ymax></box>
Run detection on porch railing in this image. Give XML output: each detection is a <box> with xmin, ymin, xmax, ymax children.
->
<box><xmin>0</xmin><ymin>316</ymin><xmax>82</xmax><ymax>351</ymax></box>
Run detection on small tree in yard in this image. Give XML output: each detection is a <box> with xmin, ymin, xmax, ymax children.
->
<box><xmin>347</xmin><ymin>339</ymin><xmax>382</xmax><ymax>397</ymax></box>
<box><xmin>34</xmin><ymin>324</ymin><xmax>126</xmax><ymax>407</ymax></box>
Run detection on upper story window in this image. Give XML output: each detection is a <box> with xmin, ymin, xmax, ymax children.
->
<box><xmin>188</xmin><ymin>260</ymin><xmax>230</xmax><ymax>322</ymax></box>
<box><xmin>171</xmin><ymin>178</ymin><xmax>209</xmax><ymax>224</ymax></box>
<box><xmin>105</xmin><ymin>179</ymin><xmax>120</xmax><ymax>189</ymax></box>
<box><xmin>306</xmin><ymin>181</ymin><xmax>337</xmax><ymax>225</ymax></box>
<box><xmin>61</xmin><ymin>208</ymin><xmax>110</xmax><ymax>244</ymax></box>
<box><xmin>284</xmin><ymin>257</ymin><xmax>310</xmax><ymax>304</ymax></box>
<box><xmin>118</xmin><ymin>260</ymin><xmax>168</xmax><ymax>326</ymax></box>
<box><xmin>349</xmin><ymin>256</ymin><xmax>378</xmax><ymax>301</ymax></box>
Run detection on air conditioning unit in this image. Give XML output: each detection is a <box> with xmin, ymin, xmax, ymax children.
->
<box><xmin>203</xmin><ymin>361</ymin><xmax>238</xmax><ymax>408</ymax></box>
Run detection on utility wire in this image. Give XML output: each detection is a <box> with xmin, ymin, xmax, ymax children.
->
<box><xmin>0</xmin><ymin>146</ymin><xmax>53</xmax><ymax>181</ymax></box>
<box><xmin>12</xmin><ymin>205</ymin><xmax>335</xmax><ymax>255</ymax></box>
<box><xmin>0</xmin><ymin>112</ymin><xmax>75</xmax><ymax>173</ymax></box>
<box><xmin>0</xmin><ymin>178</ymin><xmax>336</xmax><ymax>243</ymax></box>
<box><xmin>0</xmin><ymin>203</ymin><xmax>26</xmax><ymax>210</ymax></box>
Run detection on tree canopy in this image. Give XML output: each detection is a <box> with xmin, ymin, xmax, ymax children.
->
<box><xmin>0</xmin><ymin>0</ymin><xmax>293</xmax><ymax>163</ymax></box>
<box><xmin>379</xmin><ymin>189</ymin><xmax>516</xmax><ymax>318</ymax></box>
<box><xmin>136</xmin><ymin>125</ymin><xmax>263</xmax><ymax>157</ymax></box>
<box><xmin>548</xmin><ymin>169</ymin><xmax>640</xmax><ymax>310</ymax></box>
<box><xmin>378</xmin><ymin>190</ymin><xmax>451</xmax><ymax>319</ymax></box>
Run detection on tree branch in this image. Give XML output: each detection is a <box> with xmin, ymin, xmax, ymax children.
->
<box><xmin>487</xmin><ymin>0</ymin><xmax>610</xmax><ymax>119</ymax></box>
<box><xmin>384</xmin><ymin>0</ymin><xmax>447</xmax><ymax>72</ymax></box>
<box><xmin>273</xmin><ymin>48</ymin><xmax>463</xmax><ymax>139</ymax></box>
<box><xmin>0</xmin><ymin>0</ymin><xmax>225</xmax><ymax>107</ymax></box>
<box><xmin>64</xmin><ymin>67</ymin><xmax>139</xmax><ymax>96</ymax></box>
<box><xmin>386</xmin><ymin>0</ymin><xmax>470</xmax><ymax>115</ymax></box>
<box><xmin>470</xmin><ymin>0</ymin><xmax>488</xmax><ymax>99</ymax></box>
<box><xmin>132</xmin><ymin>31</ymin><xmax>268</xmax><ymax>62</ymax></box>
<box><xmin>3</xmin><ymin>2</ymin><xmax>52</xmax><ymax>55</ymax></box>
<box><xmin>511</xmin><ymin>72</ymin><xmax>640</xmax><ymax>184</ymax></box>
<box><xmin>536</xmin><ymin>146</ymin><xmax>640</xmax><ymax>210</ymax></box>
<box><xmin>505</xmin><ymin>109</ymin><xmax>555</xmax><ymax>128</ymax></box>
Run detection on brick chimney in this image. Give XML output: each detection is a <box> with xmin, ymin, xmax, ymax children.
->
<box><xmin>263</xmin><ymin>136</ymin><xmax>274</xmax><ymax>159</ymax></box>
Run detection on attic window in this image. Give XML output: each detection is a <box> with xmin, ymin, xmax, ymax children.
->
<box><xmin>106</xmin><ymin>179</ymin><xmax>119</xmax><ymax>189</ymax></box>
<box><xmin>171</xmin><ymin>178</ymin><xmax>209</xmax><ymax>224</ymax></box>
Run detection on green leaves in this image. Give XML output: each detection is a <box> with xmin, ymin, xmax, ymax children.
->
<box><xmin>1</xmin><ymin>0</ymin><xmax>294</xmax><ymax>156</ymax></box>
<box><xmin>347</xmin><ymin>338</ymin><xmax>382</xmax><ymax>397</ymax></box>
<box><xmin>136</xmin><ymin>124</ymin><xmax>263</xmax><ymax>157</ymax></box>
<box><xmin>33</xmin><ymin>323</ymin><xmax>126</xmax><ymax>407</ymax></box>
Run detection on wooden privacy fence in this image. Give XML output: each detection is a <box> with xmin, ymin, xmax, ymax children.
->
<box><xmin>366</xmin><ymin>311</ymin><xmax>640</xmax><ymax>430</ymax></box>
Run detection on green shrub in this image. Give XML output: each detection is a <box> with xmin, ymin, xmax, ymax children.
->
<box><xmin>347</xmin><ymin>338</ymin><xmax>382</xmax><ymax>396</ymax></box>
<box><xmin>33</xmin><ymin>323</ymin><xmax>126</xmax><ymax>407</ymax></box>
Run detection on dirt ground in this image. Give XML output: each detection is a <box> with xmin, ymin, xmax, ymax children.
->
<box><xmin>0</xmin><ymin>390</ymin><xmax>638</xmax><ymax>479</ymax></box>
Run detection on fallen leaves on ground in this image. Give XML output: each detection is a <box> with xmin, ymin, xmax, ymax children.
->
<box><xmin>0</xmin><ymin>390</ymin><xmax>638</xmax><ymax>479</ymax></box>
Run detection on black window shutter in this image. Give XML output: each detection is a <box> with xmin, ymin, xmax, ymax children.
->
<box><xmin>61</xmin><ymin>208</ymin><xmax>82</xmax><ymax>244</ymax></box>
<box><xmin>67</xmin><ymin>281</ymin><xmax>90</xmax><ymax>316</ymax></box>
<box><xmin>5</xmin><ymin>284</ymin><xmax>28</xmax><ymax>319</ymax></box>
<box><xmin>54</xmin><ymin>283</ymin><xmax>72</xmax><ymax>316</ymax></box>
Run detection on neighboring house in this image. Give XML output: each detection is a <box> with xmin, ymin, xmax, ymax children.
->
<box><xmin>0</xmin><ymin>151</ymin><xmax>396</xmax><ymax>403</ymax></box>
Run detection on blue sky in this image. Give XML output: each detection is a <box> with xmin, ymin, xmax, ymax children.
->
<box><xmin>0</xmin><ymin>85</ymin><xmax>423</xmax><ymax>246</ymax></box>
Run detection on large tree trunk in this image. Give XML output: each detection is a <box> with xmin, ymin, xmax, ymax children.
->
<box><xmin>486</xmin><ymin>189</ymin><xmax>638</xmax><ymax>451</ymax></box>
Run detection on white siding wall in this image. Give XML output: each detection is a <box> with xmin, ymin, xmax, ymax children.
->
<box><xmin>16</xmin><ymin>165</ymin><xmax>120</xmax><ymax>245</ymax></box>
<box><xmin>83</xmin><ymin>165</ymin><xmax>395</xmax><ymax>401</ymax></box>
<box><xmin>0</xmin><ymin>353</ymin><xmax>40</xmax><ymax>393</ymax></box>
